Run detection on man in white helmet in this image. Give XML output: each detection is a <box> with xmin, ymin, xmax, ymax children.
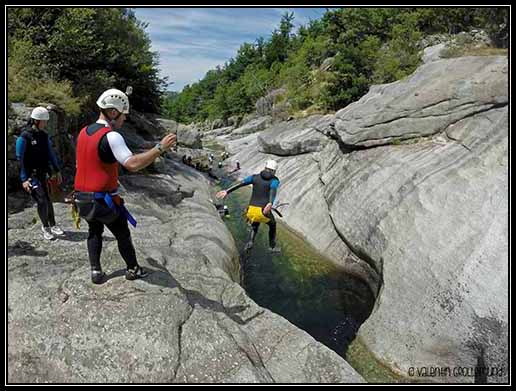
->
<box><xmin>216</xmin><ymin>159</ymin><xmax>281</xmax><ymax>253</ymax></box>
<box><xmin>74</xmin><ymin>88</ymin><xmax>176</xmax><ymax>284</ymax></box>
<box><xmin>16</xmin><ymin>106</ymin><xmax>65</xmax><ymax>240</ymax></box>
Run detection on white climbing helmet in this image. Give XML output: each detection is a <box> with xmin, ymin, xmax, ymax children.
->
<box><xmin>265</xmin><ymin>159</ymin><xmax>278</xmax><ymax>171</ymax></box>
<box><xmin>96</xmin><ymin>88</ymin><xmax>130</xmax><ymax>114</ymax></box>
<box><xmin>30</xmin><ymin>107</ymin><xmax>50</xmax><ymax>121</ymax></box>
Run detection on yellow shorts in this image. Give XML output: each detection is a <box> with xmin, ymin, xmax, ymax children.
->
<box><xmin>246</xmin><ymin>205</ymin><xmax>270</xmax><ymax>224</ymax></box>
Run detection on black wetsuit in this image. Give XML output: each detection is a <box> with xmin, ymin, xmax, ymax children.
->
<box><xmin>227</xmin><ymin>170</ymin><xmax>280</xmax><ymax>248</ymax></box>
<box><xmin>16</xmin><ymin>126</ymin><xmax>60</xmax><ymax>227</ymax></box>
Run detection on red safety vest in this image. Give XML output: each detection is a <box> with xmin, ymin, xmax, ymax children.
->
<box><xmin>74</xmin><ymin>125</ymin><xmax>119</xmax><ymax>192</ymax></box>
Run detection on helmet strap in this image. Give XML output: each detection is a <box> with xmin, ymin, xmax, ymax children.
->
<box><xmin>101</xmin><ymin>108</ymin><xmax>122</xmax><ymax>127</ymax></box>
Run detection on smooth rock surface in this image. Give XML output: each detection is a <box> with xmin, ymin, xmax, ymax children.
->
<box><xmin>218</xmin><ymin>55</ymin><xmax>509</xmax><ymax>383</ymax></box>
<box><xmin>7</xmin><ymin>158</ymin><xmax>364</xmax><ymax>384</ymax></box>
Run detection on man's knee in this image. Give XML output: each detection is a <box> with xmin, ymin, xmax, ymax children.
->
<box><xmin>88</xmin><ymin>228</ymin><xmax>103</xmax><ymax>240</ymax></box>
<box><xmin>88</xmin><ymin>221</ymin><xmax>104</xmax><ymax>237</ymax></box>
<box><xmin>115</xmin><ymin>228</ymin><xmax>131</xmax><ymax>242</ymax></box>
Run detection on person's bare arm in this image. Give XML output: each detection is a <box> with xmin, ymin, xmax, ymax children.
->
<box><xmin>123</xmin><ymin>133</ymin><xmax>176</xmax><ymax>172</ymax></box>
<box><xmin>123</xmin><ymin>148</ymin><xmax>162</xmax><ymax>172</ymax></box>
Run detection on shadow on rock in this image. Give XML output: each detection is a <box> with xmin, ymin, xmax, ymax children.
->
<box><xmin>8</xmin><ymin>241</ymin><xmax>48</xmax><ymax>257</ymax></box>
<box><xmin>105</xmin><ymin>268</ymin><xmax>127</xmax><ymax>281</ymax></box>
<box><xmin>120</xmin><ymin>175</ymin><xmax>194</xmax><ymax>207</ymax></box>
<box><xmin>57</xmin><ymin>231</ymin><xmax>116</xmax><ymax>243</ymax></box>
<box><xmin>145</xmin><ymin>257</ymin><xmax>255</xmax><ymax>325</ymax></box>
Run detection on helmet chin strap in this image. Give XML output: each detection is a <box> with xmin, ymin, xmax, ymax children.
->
<box><xmin>102</xmin><ymin>109</ymin><xmax>122</xmax><ymax>128</ymax></box>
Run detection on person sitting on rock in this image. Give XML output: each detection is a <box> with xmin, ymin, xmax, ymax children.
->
<box><xmin>16</xmin><ymin>107</ymin><xmax>65</xmax><ymax>241</ymax></box>
<box><xmin>74</xmin><ymin>88</ymin><xmax>176</xmax><ymax>284</ymax></box>
<box><xmin>216</xmin><ymin>159</ymin><xmax>281</xmax><ymax>253</ymax></box>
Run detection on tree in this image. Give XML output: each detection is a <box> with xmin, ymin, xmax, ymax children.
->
<box><xmin>264</xmin><ymin>12</ymin><xmax>295</xmax><ymax>67</ymax></box>
<box><xmin>8</xmin><ymin>7</ymin><xmax>166</xmax><ymax>113</ymax></box>
<box><xmin>475</xmin><ymin>7</ymin><xmax>508</xmax><ymax>47</ymax></box>
<box><xmin>372</xmin><ymin>12</ymin><xmax>422</xmax><ymax>84</ymax></box>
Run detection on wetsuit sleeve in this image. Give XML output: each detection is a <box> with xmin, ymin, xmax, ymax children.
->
<box><xmin>47</xmin><ymin>137</ymin><xmax>60</xmax><ymax>172</ymax></box>
<box><xmin>15</xmin><ymin>136</ymin><xmax>28</xmax><ymax>181</ymax></box>
<box><xmin>226</xmin><ymin>175</ymin><xmax>253</xmax><ymax>194</ymax></box>
<box><xmin>270</xmin><ymin>178</ymin><xmax>280</xmax><ymax>205</ymax></box>
<box><xmin>106</xmin><ymin>131</ymin><xmax>133</xmax><ymax>165</ymax></box>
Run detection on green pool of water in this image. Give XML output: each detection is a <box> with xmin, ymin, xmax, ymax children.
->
<box><xmin>219</xmin><ymin>186</ymin><xmax>370</xmax><ymax>346</ymax></box>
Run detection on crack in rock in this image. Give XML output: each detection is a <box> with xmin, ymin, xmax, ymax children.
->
<box><xmin>215</xmin><ymin>315</ymin><xmax>275</xmax><ymax>383</ymax></box>
<box><xmin>173</xmin><ymin>305</ymin><xmax>195</xmax><ymax>381</ymax></box>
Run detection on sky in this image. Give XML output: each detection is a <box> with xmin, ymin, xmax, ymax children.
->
<box><xmin>132</xmin><ymin>7</ymin><xmax>332</xmax><ymax>92</ymax></box>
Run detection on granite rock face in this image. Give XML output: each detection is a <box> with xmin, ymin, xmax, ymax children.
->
<box><xmin>219</xmin><ymin>55</ymin><xmax>509</xmax><ymax>383</ymax></box>
<box><xmin>257</xmin><ymin>115</ymin><xmax>332</xmax><ymax>156</ymax></box>
<box><xmin>232</xmin><ymin>116</ymin><xmax>272</xmax><ymax>136</ymax></box>
<box><xmin>157</xmin><ymin>119</ymin><xmax>203</xmax><ymax>149</ymax></box>
<box><xmin>331</xmin><ymin>56</ymin><xmax>507</xmax><ymax>149</ymax></box>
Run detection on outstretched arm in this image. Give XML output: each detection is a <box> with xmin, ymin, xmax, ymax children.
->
<box><xmin>216</xmin><ymin>176</ymin><xmax>253</xmax><ymax>199</ymax></box>
<box><xmin>111</xmin><ymin>132</ymin><xmax>176</xmax><ymax>172</ymax></box>
<box><xmin>227</xmin><ymin>175</ymin><xmax>253</xmax><ymax>194</ymax></box>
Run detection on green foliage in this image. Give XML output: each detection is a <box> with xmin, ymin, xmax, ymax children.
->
<box><xmin>162</xmin><ymin>7</ymin><xmax>508</xmax><ymax>123</ymax></box>
<box><xmin>278</xmin><ymin>34</ymin><xmax>332</xmax><ymax>112</ymax></box>
<box><xmin>477</xmin><ymin>7</ymin><xmax>508</xmax><ymax>48</ymax></box>
<box><xmin>8</xmin><ymin>8</ymin><xmax>165</xmax><ymax>113</ymax></box>
<box><xmin>8</xmin><ymin>38</ymin><xmax>83</xmax><ymax>114</ymax></box>
<box><xmin>372</xmin><ymin>13</ymin><xmax>422</xmax><ymax>84</ymax></box>
<box><xmin>280</xmin><ymin>58</ymin><xmax>312</xmax><ymax>111</ymax></box>
<box><xmin>241</xmin><ymin>64</ymin><xmax>275</xmax><ymax>103</ymax></box>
